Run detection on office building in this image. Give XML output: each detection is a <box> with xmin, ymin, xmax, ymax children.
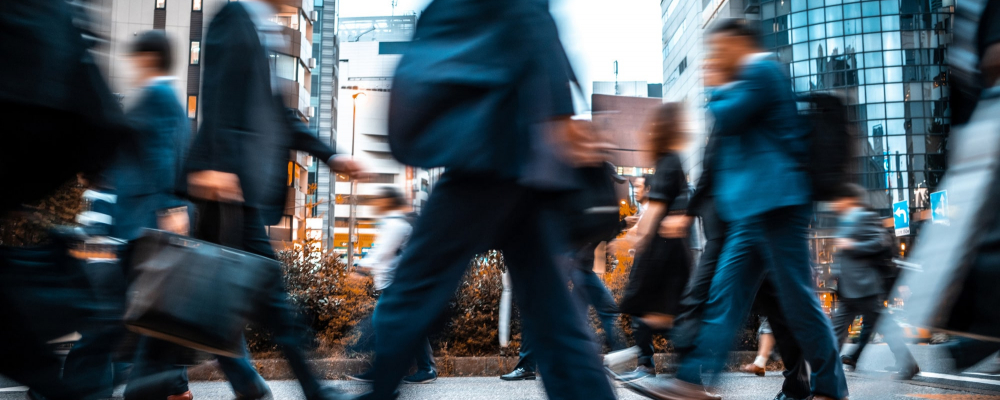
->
<box><xmin>593</xmin><ymin>80</ymin><xmax>663</xmax><ymax>98</ymax></box>
<box><xmin>335</xmin><ymin>15</ymin><xmax>435</xmax><ymax>259</ymax></box>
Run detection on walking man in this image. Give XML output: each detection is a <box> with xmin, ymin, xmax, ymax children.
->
<box><xmin>629</xmin><ymin>19</ymin><xmax>848</xmax><ymax>400</ymax></box>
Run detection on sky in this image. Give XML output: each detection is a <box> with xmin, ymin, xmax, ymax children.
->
<box><xmin>337</xmin><ymin>0</ymin><xmax>665</xmax><ymax>106</ymax></box>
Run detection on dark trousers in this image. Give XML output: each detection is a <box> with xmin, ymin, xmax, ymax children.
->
<box><xmin>369</xmin><ymin>175</ymin><xmax>615</xmax><ymax>400</ymax></box>
<box><xmin>0</xmin><ymin>302</ymin><xmax>79</xmax><ymax>400</ymax></box>
<box><xmin>833</xmin><ymin>295</ymin><xmax>916</xmax><ymax>369</ymax></box>
<box><xmin>569</xmin><ymin>250</ymin><xmax>626</xmax><ymax>352</ymax></box>
<box><xmin>676</xmin><ymin>205</ymin><xmax>848</xmax><ymax>400</ymax></box>
<box><xmin>672</xmin><ymin>203</ymin><xmax>809</xmax><ymax>399</ymax></box>
<box><xmin>194</xmin><ymin>202</ymin><xmax>325</xmax><ymax>399</ymax></box>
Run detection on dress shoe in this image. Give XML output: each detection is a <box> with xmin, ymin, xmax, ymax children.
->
<box><xmin>741</xmin><ymin>362</ymin><xmax>766</xmax><ymax>376</ymax></box>
<box><xmin>613</xmin><ymin>365</ymin><xmax>654</xmax><ymax>383</ymax></box>
<box><xmin>402</xmin><ymin>369</ymin><xmax>438</xmax><ymax>384</ymax></box>
<box><xmin>891</xmin><ymin>364</ymin><xmax>920</xmax><ymax>380</ymax></box>
<box><xmin>348</xmin><ymin>369</ymin><xmax>376</xmax><ymax>383</ymax></box>
<box><xmin>773</xmin><ymin>391</ymin><xmax>809</xmax><ymax>400</ymax></box>
<box><xmin>625</xmin><ymin>377</ymin><xmax>721</xmax><ymax>400</ymax></box>
<box><xmin>167</xmin><ymin>391</ymin><xmax>194</xmax><ymax>400</ymax></box>
<box><xmin>840</xmin><ymin>355</ymin><xmax>857</xmax><ymax>372</ymax></box>
<box><xmin>500</xmin><ymin>367</ymin><xmax>536</xmax><ymax>381</ymax></box>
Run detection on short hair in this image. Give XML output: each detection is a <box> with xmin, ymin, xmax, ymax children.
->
<box><xmin>707</xmin><ymin>18</ymin><xmax>763</xmax><ymax>48</ymax></box>
<box><xmin>641</xmin><ymin>174</ymin><xmax>654</xmax><ymax>187</ymax></box>
<box><xmin>130</xmin><ymin>30</ymin><xmax>173</xmax><ymax>72</ymax></box>
<box><xmin>376</xmin><ymin>186</ymin><xmax>406</xmax><ymax>208</ymax></box>
<box><xmin>835</xmin><ymin>183</ymin><xmax>869</xmax><ymax>204</ymax></box>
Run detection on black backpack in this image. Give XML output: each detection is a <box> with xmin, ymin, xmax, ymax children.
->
<box><xmin>797</xmin><ymin>93</ymin><xmax>852</xmax><ymax>202</ymax></box>
<box><xmin>565</xmin><ymin>162</ymin><xmax>625</xmax><ymax>248</ymax></box>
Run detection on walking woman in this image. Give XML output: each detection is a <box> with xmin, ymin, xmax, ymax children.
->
<box><xmin>611</xmin><ymin>103</ymin><xmax>692</xmax><ymax>382</ymax></box>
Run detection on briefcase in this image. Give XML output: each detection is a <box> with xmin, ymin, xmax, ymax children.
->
<box><xmin>124</xmin><ymin>229</ymin><xmax>281</xmax><ymax>357</ymax></box>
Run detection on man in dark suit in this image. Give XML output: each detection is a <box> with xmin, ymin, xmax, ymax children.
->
<box><xmin>184</xmin><ymin>1</ymin><xmax>360</xmax><ymax>400</ymax></box>
<box><xmin>369</xmin><ymin>0</ymin><xmax>616</xmax><ymax>399</ymax></box>
<box><xmin>629</xmin><ymin>20</ymin><xmax>848</xmax><ymax>400</ymax></box>
<box><xmin>829</xmin><ymin>183</ymin><xmax>918</xmax><ymax>379</ymax></box>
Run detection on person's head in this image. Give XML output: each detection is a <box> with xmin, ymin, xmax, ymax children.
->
<box><xmin>706</xmin><ymin>19</ymin><xmax>763</xmax><ymax>85</ymax></box>
<box><xmin>128</xmin><ymin>30</ymin><xmax>173</xmax><ymax>84</ymax></box>
<box><xmin>830</xmin><ymin>183</ymin><xmax>868</xmax><ymax>214</ymax></box>
<box><xmin>635</xmin><ymin>174</ymin><xmax>653</xmax><ymax>203</ymax></box>
<box><xmin>369</xmin><ymin>186</ymin><xmax>407</xmax><ymax>214</ymax></box>
<box><xmin>644</xmin><ymin>102</ymin><xmax>688</xmax><ymax>159</ymax></box>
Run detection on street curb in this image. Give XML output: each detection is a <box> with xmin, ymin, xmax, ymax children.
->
<box><xmin>186</xmin><ymin>351</ymin><xmax>783</xmax><ymax>381</ymax></box>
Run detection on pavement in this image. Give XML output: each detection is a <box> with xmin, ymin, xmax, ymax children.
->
<box><xmin>2</xmin><ymin>344</ymin><xmax>998</xmax><ymax>399</ymax></box>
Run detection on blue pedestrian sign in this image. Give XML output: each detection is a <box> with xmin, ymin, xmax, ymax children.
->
<box><xmin>893</xmin><ymin>200</ymin><xmax>910</xmax><ymax>236</ymax></box>
<box><xmin>930</xmin><ymin>190</ymin><xmax>949</xmax><ymax>225</ymax></box>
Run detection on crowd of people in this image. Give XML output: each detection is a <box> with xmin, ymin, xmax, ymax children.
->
<box><xmin>2</xmin><ymin>0</ymin><xmax>1000</xmax><ymax>400</ymax></box>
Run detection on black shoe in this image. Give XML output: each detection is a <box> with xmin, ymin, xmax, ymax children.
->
<box><xmin>840</xmin><ymin>355</ymin><xmax>857</xmax><ymax>372</ymax></box>
<box><xmin>403</xmin><ymin>370</ymin><xmax>438</xmax><ymax>384</ymax></box>
<box><xmin>773</xmin><ymin>391</ymin><xmax>809</xmax><ymax>400</ymax></box>
<box><xmin>500</xmin><ymin>367</ymin><xmax>536</xmax><ymax>381</ymax></box>
<box><xmin>891</xmin><ymin>364</ymin><xmax>919</xmax><ymax>380</ymax></box>
<box><xmin>614</xmin><ymin>366</ymin><xmax>654</xmax><ymax>383</ymax></box>
<box><xmin>348</xmin><ymin>369</ymin><xmax>376</xmax><ymax>383</ymax></box>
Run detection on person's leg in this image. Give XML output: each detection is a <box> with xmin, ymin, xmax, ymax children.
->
<box><xmin>877</xmin><ymin>313</ymin><xmax>917</xmax><ymax>374</ymax></box>
<box><xmin>760</xmin><ymin>206</ymin><xmax>848</xmax><ymax>399</ymax></box>
<box><xmin>415</xmin><ymin>338</ymin><xmax>436</xmax><ymax>373</ymax></box>
<box><xmin>671</xmin><ymin>204</ymin><xmax>726</xmax><ymax>355</ymax></box>
<box><xmin>370</xmin><ymin>177</ymin><xmax>529</xmax><ymax>399</ymax></box>
<box><xmin>830</xmin><ymin>298</ymin><xmax>858</xmax><ymax>350</ymax></box>
<box><xmin>500</xmin><ymin>201</ymin><xmax>616</xmax><ymax>400</ymax></box>
<box><xmin>945</xmin><ymin>336</ymin><xmax>1000</xmax><ymax>370</ymax></box>
<box><xmin>757</xmin><ymin>281</ymin><xmax>810</xmax><ymax>399</ymax></box>
<box><xmin>124</xmin><ymin>337</ymin><xmax>190</xmax><ymax>400</ymax></box>
<box><xmin>215</xmin><ymin>342</ymin><xmax>270</xmax><ymax>399</ymax></box>
<box><xmin>847</xmin><ymin>297</ymin><xmax>881</xmax><ymax>360</ymax></box>
<box><xmin>571</xmin><ymin>265</ymin><xmax>626</xmax><ymax>351</ymax></box>
<box><xmin>674</xmin><ymin>216</ymin><xmax>767</xmax><ymax>386</ymax></box>
<box><xmin>632</xmin><ymin>319</ymin><xmax>657</xmax><ymax>370</ymax></box>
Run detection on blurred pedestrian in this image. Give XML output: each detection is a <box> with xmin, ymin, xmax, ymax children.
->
<box><xmin>349</xmin><ymin>187</ymin><xmax>437</xmax><ymax>385</ymax></box>
<box><xmin>624</xmin><ymin>175</ymin><xmax>652</xmax><ymax>230</ymax></box>
<box><xmin>828</xmin><ymin>183</ymin><xmax>918</xmax><ymax>379</ymax></box>
<box><xmin>0</xmin><ymin>1</ymin><xmax>131</xmax><ymax>398</ymax></box>
<box><xmin>610</xmin><ymin>103</ymin><xmax>691</xmax><ymax>382</ymax></box>
<box><xmin>182</xmin><ymin>1</ymin><xmax>361</xmax><ymax>399</ymax></box>
<box><xmin>628</xmin><ymin>19</ymin><xmax>847</xmax><ymax>400</ymax></box>
<box><xmin>370</xmin><ymin>0</ymin><xmax>617</xmax><ymax>398</ymax></box>
<box><xmin>740</xmin><ymin>317</ymin><xmax>775</xmax><ymax>376</ymax></box>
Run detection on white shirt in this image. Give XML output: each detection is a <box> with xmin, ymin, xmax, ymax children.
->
<box><xmin>358</xmin><ymin>211</ymin><xmax>413</xmax><ymax>291</ymax></box>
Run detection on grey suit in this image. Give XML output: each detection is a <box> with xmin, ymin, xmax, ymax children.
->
<box><xmin>833</xmin><ymin>208</ymin><xmax>888</xmax><ymax>300</ymax></box>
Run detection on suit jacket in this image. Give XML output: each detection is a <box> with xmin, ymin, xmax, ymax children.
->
<box><xmin>186</xmin><ymin>2</ymin><xmax>336</xmax><ymax>225</ymax></box>
<box><xmin>708</xmin><ymin>56</ymin><xmax>811</xmax><ymax>222</ymax></box>
<box><xmin>833</xmin><ymin>208</ymin><xmax>888</xmax><ymax>299</ymax></box>
<box><xmin>106</xmin><ymin>80</ymin><xmax>191</xmax><ymax>241</ymax></box>
<box><xmin>388</xmin><ymin>0</ymin><xmax>576</xmax><ymax>187</ymax></box>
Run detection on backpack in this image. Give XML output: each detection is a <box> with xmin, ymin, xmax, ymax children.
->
<box><xmin>797</xmin><ymin>93</ymin><xmax>852</xmax><ymax>202</ymax></box>
<box><xmin>565</xmin><ymin>162</ymin><xmax>626</xmax><ymax>248</ymax></box>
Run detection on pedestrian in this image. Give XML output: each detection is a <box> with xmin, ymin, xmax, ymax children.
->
<box><xmin>627</xmin><ymin>19</ymin><xmax>848</xmax><ymax>400</ymax></box>
<box><xmin>349</xmin><ymin>187</ymin><xmax>437</xmax><ymax>385</ymax></box>
<box><xmin>828</xmin><ymin>183</ymin><xmax>919</xmax><ymax>379</ymax></box>
<box><xmin>610</xmin><ymin>102</ymin><xmax>692</xmax><ymax>382</ymax></box>
<box><xmin>368</xmin><ymin>0</ymin><xmax>617</xmax><ymax>398</ymax></box>
<box><xmin>740</xmin><ymin>317</ymin><xmax>776</xmax><ymax>376</ymax></box>
<box><xmin>182</xmin><ymin>1</ymin><xmax>362</xmax><ymax>399</ymax></box>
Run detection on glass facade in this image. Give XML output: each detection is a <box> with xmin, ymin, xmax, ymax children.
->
<box><xmin>758</xmin><ymin>0</ymin><xmax>953</xmax><ymax>217</ymax></box>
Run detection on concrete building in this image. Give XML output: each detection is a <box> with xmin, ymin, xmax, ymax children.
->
<box><xmin>95</xmin><ymin>0</ymin><xmax>335</xmax><ymax>249</ymax></box>
<box><xmin>334</xmin><ymin>15</ymin><xmax>435</xmax><ymax>259</ymax></box>
<box><xmin>592</xmin><ymin>81</ymin><xmax>663</xmax><ymax>98</ymax></box>
<box><xmin>591</xmin><ymin>94</ymin><xmax>663</xmax><ymax>176</ymax></box>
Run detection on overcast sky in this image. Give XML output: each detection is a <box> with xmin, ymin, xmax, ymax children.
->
<box><xmin>337</xmin><ymin>0</ymin><xmax>664</xmax><ymax>106</ymax></box>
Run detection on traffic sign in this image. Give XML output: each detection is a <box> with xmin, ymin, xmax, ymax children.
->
<box><xmin>930</xmin><ymin>190</ymin><xmax>949</xmax><ymax>225</ymax></box>
<box><xmin>893</xmin><ymin>200</ymin><xmax>910</xmax><ymax>236</ymax></box>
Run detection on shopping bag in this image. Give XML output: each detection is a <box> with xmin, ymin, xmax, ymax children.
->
<box><xmin>124</xmin><ymin>229</ymin><xmax>281</xmax><ymax>357</ymax></box>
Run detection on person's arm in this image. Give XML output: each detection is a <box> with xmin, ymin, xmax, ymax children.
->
<box><xmin>706</xmin><ymin>62</ymin><xmax>773</xmax><ymax>136</ymax></box>
<box><xmin>842</xmin><ymin>212</ymin><xmax>888</xmax><ymax>258</ymax></box>
<box><xmin>634</xmin><ymin>201</ymin><xmax>667</xmax><ymax>252</ymax></box>
<box><xmin>358</xmin><ymin>217</ymin><xmax>411</xmax><ymax>277</ymax></box>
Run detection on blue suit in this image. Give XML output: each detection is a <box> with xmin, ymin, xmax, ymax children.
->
<box><xmin>674</xmin><ymin>56</ymin><xmax>849</xmax><ymax>399</ymax></box>
<box><xmin>372</xmin><ymin>1</ymin><xmax>615</xmax><ymax>399</ymax></box>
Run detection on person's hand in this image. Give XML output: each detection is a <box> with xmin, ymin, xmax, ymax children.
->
<box><xmin>549</xmin><ymin>118</ymin><xmax>613</xmax><ymax>167</ymax></box>
<box><xmin>659</xmin><ymin>215</ymin><xmax>692</xmax><ymax>238</ymax></box>
<box><xmin>329</xmin><ymin>156</ymin><xmax>366</xmax><ymax>176</ymax></box>
<box><xmin>158</xmin><ymin>208</ymin><xmax>190</xmax><ymax>235</ymax></box>
<box><xmin>187</xmin><ymin>171</ymin><xmax>243</xmax><ymax>203</ymax></box>
<box><xmin>624</xmin><ymin>215</ymin><xmax>640</xmax><ymax>229</ymax></box>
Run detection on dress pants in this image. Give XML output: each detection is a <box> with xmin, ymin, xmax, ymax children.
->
<box><xmin>833</xmin><ymin>298</ymin><xmax>915</xmax><ymax>369</ymax></box>
<box><xmin>569</xmin><ymin>244</ymin><xmax>626</xmax><ymax>352</ymax></box>
<box><xmin>194</xmin><ymin>202</ymin><xmax>326</xmax><ymax>399</ymax></box>
<box><xmin>369</xmin><ymin>174</ymin><xmax>616</xmax><ymax>400</ymax></box>
<box><xmin>675</xmin><ymin>205</ymin><xmax>848</xmax><ymax>400</ymax></box>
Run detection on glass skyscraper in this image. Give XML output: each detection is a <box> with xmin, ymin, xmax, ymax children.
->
<box><xmin>757</xmin><ymin>0</ymin><xmax>954</xmax><ymax>217</ymax></box>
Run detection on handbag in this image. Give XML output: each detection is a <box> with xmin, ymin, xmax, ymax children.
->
<box><xmin>565</xmin><ymin>161</ymin><xmax>626</xmax><ymax>248</ymax></box>
<box><xmin>123</xmin><ymin>205</ymin><xmax>281</xmax><ymax>357</ymax></box>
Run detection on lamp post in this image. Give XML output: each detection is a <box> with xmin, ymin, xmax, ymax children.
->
<box><xmin>347</xmin><ymin>92</ymin><xmax>366</xmax><ymax>268</ymax></box>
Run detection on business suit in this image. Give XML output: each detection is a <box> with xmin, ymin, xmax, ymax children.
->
<box><xmin>372</xmin><ymin>0</ymin><xmax>616</xmax><ymax>399</ymax></box>
<box><xmin>185</xmin><ymin>3</ymin><xmax>340</xmax><ymax>399</ymax></box>
<box><xmin>673</xmin><ymin>56</ymin><xmax>848</xmax><ymax>400</ymax></box>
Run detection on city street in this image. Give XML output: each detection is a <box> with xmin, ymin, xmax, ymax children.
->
<box><xmin>2</xmin><ymin>345</ymin><xmax>999</xmax><ymax>399</ymax></box>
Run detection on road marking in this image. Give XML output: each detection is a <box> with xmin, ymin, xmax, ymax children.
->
<box><xmin>919</xmin><ymin>371</ymin><xmax>1000</xmax><ymax>386</ymax></box>
<box><xmin>965</xmin><ymin>373</ymin><xmax>1000</xmax><ymax>378</ymax></box>
<box><xmin>0</xmin><ymin>387</ymin><xmax>27</xmax><ymax>392</ymax></box>
<box><xmin>907</xmin><ymin>395</ymin><xmax>1000</xmax><ymax>399</ymax></box>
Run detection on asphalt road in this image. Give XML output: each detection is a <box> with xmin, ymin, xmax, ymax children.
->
<box><xmin>2</xmin><ymin>344</ymin><xmax>998</xmax><ymax>399</ymax></box>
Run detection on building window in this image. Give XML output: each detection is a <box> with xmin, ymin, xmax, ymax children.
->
<box><xmin>187</xmin><ymin>95</ymin><xmax>197</xmax><ymax>119</ymax></box>
<box><xmin>155</xmin><ymin>0</ymin><xmax>166</xmax><ymax>9</ymax></box>
<box><xmin>270</xmin><ymin>53</ymin><xmax>298</xmax><ymax>82</ymax></box>
<box><xmin>189</xmin><ymin>41</ymin><xmax>200</xmax><ymax>65</ymax></box>
<box><xmin>192</xmin><ymin>0</ymin><xmax>201</xmax><ymax>11</ymax></box>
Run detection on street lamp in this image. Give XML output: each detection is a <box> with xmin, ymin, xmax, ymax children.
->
<box><xmin>347</xmin><ymin>92</ymin><xmax>366</xmax><ymax>268</ymax></box>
